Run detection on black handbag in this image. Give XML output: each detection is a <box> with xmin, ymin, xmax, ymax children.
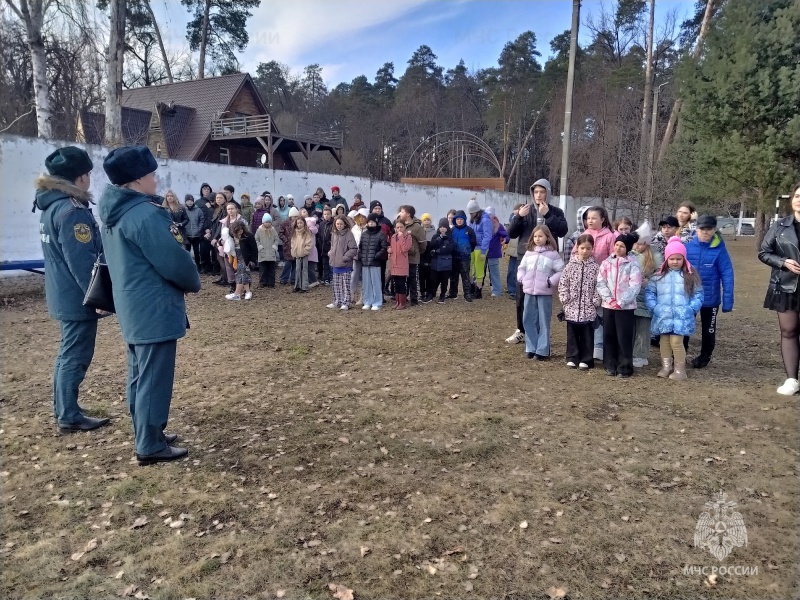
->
<box><xmin>83</xmin><ymin>254</ymin><xmax>115</xmax><ymax>313</ymax></box>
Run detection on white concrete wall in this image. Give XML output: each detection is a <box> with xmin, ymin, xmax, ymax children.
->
<box><xmin>1</xmin><ymin>134</ymin><xmax>529</xmax><ymax>268</ymax></box>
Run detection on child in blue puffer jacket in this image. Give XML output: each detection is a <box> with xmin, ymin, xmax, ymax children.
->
<box><xmin>448</xmin><ymin>210</ymin><xmax>477</xmax><ymax>302</ymax></box>
<box><xmin>684</xmin><ymin>215</ymin><xmax>735</xmax><ymax>368</ymax></box>
<box><xmin>645</xmin><ymin>236</ymin><xmax>703</xmax><ymax>381</ymax></box>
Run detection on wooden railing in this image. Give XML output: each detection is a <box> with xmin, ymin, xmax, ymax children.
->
<box><xmin>295</xmin><ymin>122</ymin><xmax>344</xmax><ymax>147</ymax></box>
<box><xmin>211</xmin><ymin>115</ymin><xmax>271</xmax><ymax>139</ymax></box>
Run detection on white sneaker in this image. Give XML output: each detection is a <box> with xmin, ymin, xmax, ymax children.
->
<box><xmin>326</xmin><ymin>303</ymin><xmax>336</xmax><ymax>309</ymax></box>
<box><xmin>593</xmin><ymin>348</ymin><xmax>604</xmax><ymax>361</ymax></box>
<box><xmin>776</xmin><ymin>378</ymin><xmax>800</xmax><ymax>395</ymax></box>
<box><xmin>225</xmin><ymin>293</ymin><xmax>240</xmax><ymax>301</ymax></box>
<box><xmin>362</xmin><ymin>305</ymin><xmax>371</xmax><ymax>310</ymax></box>
<box><xmin>578</xmin><ymin>362</ymin><xmax>590</xmax><ymax>370</ymax></box>
<box><xmin>309</xmin><ymin>281</ymin><xmax>320</xmax><ymax>288</ymax></box>
<box><xmin>632</xmin><ymin>358</ymin><xmax>648</xmax><ymax>368</ymax></box>
<box><xmin>340</xmin><ymin>305</ymin><xmax>349</xmax><ymax>310</ymax></box>
<box><xmin>371</xmin><ymin>305</ymin><xmax>380</xmax><ymax>311</ymax></box>
<box><xmin>505</xmin><ymin>329</ymin><xmax>524</xmax><ymax>344</ymax></box>
<box><xmin>244</xmin><ymin>291</ymin><xmax>252</xmax><ymax>300</ymax></box>
<box><xmin>566</xmin><ymin>361</ymin><xmax>577</xmax><ymax>369</ymax></box>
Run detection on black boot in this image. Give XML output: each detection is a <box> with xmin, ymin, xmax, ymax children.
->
<box><xmin>136</xmin><ymin>446</ymin><xmax>188</xmax><ymax>465</ymax></box>
<box><xmin>57</xmin><ymin>415</ymin><xmax>110</xmax><ymax>434</ymax></box>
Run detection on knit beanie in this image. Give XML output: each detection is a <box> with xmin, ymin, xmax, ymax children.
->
<box><xmin>304</xmin><ymin>194</ymin><xmax>312</xmax><ymax>201</ymax></box>
<box><xmin>45</xmin><ymin>146</ymin><xmax>94</xmax><ymax>181</ymax></box>
<box><xmin>331</xmin><ymin>185</ymin><xmax>340</xmax><ymax>192</ymax></box>
<box><xmin>262</xmin><ymin>213</ymin><xmax>272</xmax><ymax>223</ymax></box>
<box><xmin>616</xmin><ymin>232</ymin><xmax>639</xmax><ymax>253</ymax></box>
<box><xmin>420</xmin><ymin>213</ymin><xmax>432</xmax><ymax>222</ymax></box>
<box><xmin>103</xmin><ymin>145</ymin><xmax>158</xmax><ymax>185</ymax></box>
<box><xmin>288</xmin><ymin>207</ymin><xmax>300</xmax><ymax>218</ymax></box>
<box><xmin>369</xmin><ymin>200</ymin><xmax>383</xmax><ymax>212</ymax></box>
<box><xmin>664</xmin><ymin>235</ymin><xmax>687</xmax><ymax>259</ymax></box>
<box><xmin>484</xmin><ymin>206</ymin><xmax>495</xmax><ymax>217</ymax></box>
<box><xmin>367</xmin><ymin>213</ymin><xmax>380</xmax><ymax>225</ymax></box>
<box><xmin>286</xmin><ymin>194</ymin><xmax>294</xmax><ymax>200</ymax></box>
<box><xmin>438</xmin><ymin>218</ymin><xmax>450</xmax><ymax>229</ymax></box>
<box><xmin>357</xmin><ymin>207</ymin><xmax>369</xmax><ymax>219</ymax></box>
<box><xmin>466</xmin><ymin>197</ymin><xmax>481</xmax><ymax>214</ymax></box>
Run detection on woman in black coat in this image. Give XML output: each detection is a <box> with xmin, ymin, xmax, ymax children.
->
<box><xmin>759</xmin><ymin>182</ymin><xmax>800</xmax><ymax>395</ymax></box>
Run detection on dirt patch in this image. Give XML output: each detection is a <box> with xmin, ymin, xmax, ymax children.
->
<box><xmin>1</xmin><ymin>239</ymin><xmax>798</xmax><ymax>599</ymax></box>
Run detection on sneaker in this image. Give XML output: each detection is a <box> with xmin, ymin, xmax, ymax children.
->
<box><xmin>506</xmin><ymin>330</ymin><xmax>525</xmax><ymax>344</ymax></box>
<box><xmin>464</xmin><ymin>296</ymin><xmax>473</xmax><ymax>303</ymax></box>
<box><xmin>371</xmin><ymin>305</ymin><xmax>380</xmax><ymax>311</ymax></box>
<box><xmin>534</xmin><ymin>354</ymin><xmax>549</xmax><ymax>361</ymax></box>
<box><xmin>491</xmin><ymin>293</ymin><xmax>501</xmax><ymax>297</ymax></box>
<box><xmin>225</xmin><ymin>293</ymin><xmax>241</xmax><ymax>301</ymax></box>
<box><xmin>437</xmin><ymin>297</ymin><xmax>445</xmax><ymax>304</ymax></box>
<box><xmin>309</xmin><ymin>281</ymin><xmax>320</xmax><ymax>288</ymax></box>
<box><xmin>566</xmin><ymin>361</ymin><xmax>577</xmax><ymax>369</ymax></box>
<box><xmin>422</xmin><ymin>295</ymin><xmax>434</xmax><ymax>304</ymax></box>
<box><xmin>605</xmin><ymin>369</ymin><xmax>617</xmax><ymax>377</ymax></box>
<box><xmin>593</xmin><ymin>348</ymin><xmax>604</xmax><ymax>361</ymax></box>
<box><xmin>244</xmin><ymin>291</ymin><xmax>252</xmax><ymax>300</ymax></box>
<box><xmin>526</xmin><ymin>352</ymin><xmax>535</xmax><ymax>359</ymax></box>
<box><xmin>632</xmin><ymin>358</ymin><xmax>648</xmax><ymax>368</ymax></box>
<box><xmin>776</xmin><ymin>378</ymin><xmax>800</xmax><ymax>396</ymax></box>
<box><xmin>578</xmin><ymin>362</ymin><xmax>590</xmax><ymax>370</ymax></box>
<box><xmin>617</xmin><ymin>373</ymin><xmax>632</xmax><ymax>379</ymax></box>
<box><xmin>326</xmin><ymin>303</ymin><xmax>336</xmax><ymax>309</ymax></box>
<box><xmin>362</xmin><ymin>305</ymin><xmax>372</xmax><ymax>310</ymax></box>
<box><xmin>340</xmin><ymin>305</ymin><xmax>349</xmax><ymax>310</ymax></box>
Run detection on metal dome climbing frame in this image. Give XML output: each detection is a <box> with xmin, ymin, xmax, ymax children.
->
<box><xmin>404</xmin><ymin>131</ymin><xmax>502</xmax><ymax>179</ymax></box>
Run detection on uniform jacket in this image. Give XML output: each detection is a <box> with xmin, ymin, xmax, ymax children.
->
<box><xmin>279</xmin><ymin>218</ymin><xmax>295</xmax><ymax>260</ymax></box>
<box><xmin>428</xmin><ymin>232</ymin><xmax>454</xmax><ymax>272</ymax></box>
<box><xmin>405</xmin><ymin>218</ymin><xmax>428</xmax><ymax>265</ymax></box>
<box><xmin>645</xmin><ymin>269</ymin><xmax>704</xmax><ymax>336</ymax></box>
<box><xmin>557</xmin><ymin>256</ymin><xmax>601</xmax><ymax>323</ymax></box>
<box><xmin>685</xmin><ymin>232</ymin><xmax>734</xmax><ymax>310</ymax></box>
<box><xmin>358</xmin><ymin>226</ymin><xmax>389</xmax><ymax>267</ymax></box>
<box><xmin>596</xmin><ymin>254</ymin><xmax>642</xmax><ymax>310</ymax></box>
<box><xmin>240</xmin><ymin>200</ymin><xmax>254</xmax><ymax>227</ymax></box>
<box><xmin>98</xmin><ymin>185</ymin><xmax>201</xmax><ymax>344</ymax></box>
<box><xmin>507</xmin><ymin>179</ymin><xmax>569</xmax><ymax>256</ymax></box>
<box><xmin>255</xmin><ymin>225</ymin><xmax>279</xmax><ymax>262</ymax></box>
<box><xmin>34</xmin><ymin>174</ymin><xmax>102</xmax><ymax>321</ymax></box>
<box><xmin>516</xmin><ymin>247</ymin><xmax>564</xmax><ymax>296</ymax></box>
<box><xmin>329</xmin><ymin>228</ymin><xmax>358</xmax><ymax>269</ymax></box>
<box><xmin>389</xmin><ymin>232</ymin><xmax>412</xmax><ymax>276</ymax></box>
<box><xmin>759</xmin><ymin>216</ymin><xmax>800</xmax><ymax>294</ymax></box>
<box><xmin>184</xmin><ymin>204</ymin><xmax>206</xmax><ymax>237</ymax></box>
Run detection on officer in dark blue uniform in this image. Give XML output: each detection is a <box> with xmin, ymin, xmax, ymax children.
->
<box><xmin>98</xmin><ymin>146</ymin><xmax>201</xmax><ymax>465</ymax></box>
<box><xmin>34</xmin><ymin>146</ymin><xmax>111</xmax><ymax>433</ymax></box>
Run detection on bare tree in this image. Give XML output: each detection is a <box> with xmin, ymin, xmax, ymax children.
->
<box><xmin>105</xmin><ymin>0</ymin><xmax>126</xmax><ymax>143</ymax></box>
<box><xmin>638</xmin><ymin>0</ymin><xmax>656</xmax><ymax>194</ymax></box>
<box><xmin>4</xmin><ymin>0</ymin><xmax>53</xmax><ymax>137</ymax></box>
<box><xmin>197</xmin><ymin>0</ymin><xmax>210</xmax><ymax>78</ymax></box>
<box><xmin>142</xmin><ymin>0</ymin><xmax>172</xmax><ymax>83</ymax></box>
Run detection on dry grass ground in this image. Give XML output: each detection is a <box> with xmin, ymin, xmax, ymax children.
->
<box><xmin>1</xmin><ymin>238</ymin><xmax>798</xmax><ymax>600</ymax></box>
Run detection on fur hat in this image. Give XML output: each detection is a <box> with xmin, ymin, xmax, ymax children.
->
<box><xmin>466</xmin><ymin>197</ymin><xmax>481</xmax><ymax>214</ymax></box>
<box><xmin>262</xmin><ymin>213</ymin><xmax>273</xmax><ymax>223</ymax></box>
<box><xmin>45</xmin><ymin>146</ymin><xmax>93</xmax><ymax>180</ymax></box>
<box><xmin>103</xmin><ymin>145</ymin><xmax>157</xmax><ymax>185</ymax></box>
<box><xmin>288</xmin><ymin>207</ymin><xmax>300</xmax><ymax>218</ymax></box>
<box><xmin>616</xmin><ymin>232</ymin><xmax>639</xmax><ymax>253</ymax></box>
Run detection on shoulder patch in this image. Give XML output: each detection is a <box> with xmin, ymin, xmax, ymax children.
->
<box><xmin>74</xmin><ymin>223</ymin><xmax>92</xmax><ymax>243</ymax></box>
<box><xmin>169</xmin><ymin>223</ymin><xmax>184</xmax><ymax>245</ymax></box>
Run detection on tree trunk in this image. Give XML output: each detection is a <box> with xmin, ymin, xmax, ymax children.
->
<box><xmin>198</xmin><ymin>0</ymin><xmax>211</xmax><ymax>79</ymax></box>
<box><xmin>9</xmin><ymin>0</ymin><xmax>52</xmax><ymax>138</ymax></box>
<box><xmin>105</xmin><ymin>0</ymin><xmax>126</xmax><ymax>144</ymax></box>
<box><xmin>657</xmin><ymin>0</ymin><xmax>715</xmax><ymax>163</ymax></box>
<box><xmin>754</xmin><ymin>209</ymin><xmax>768</xmax><ymax>250</ymax></box>
<box><xmin>143</xmin><ymin>0</ymin><xmax>173</xmax><ymax>83</ymax></box>
<box><xmin>638</xmin><ymin>0</ymin><xmax>655</xmax><ymax>196</ymax></box>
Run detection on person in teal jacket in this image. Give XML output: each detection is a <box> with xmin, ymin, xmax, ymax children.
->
<box><xmin>98</xmin><ymin>145</ymin><xmax>201</xmax><ymax>465</ymax></box>
<box><xmin>34</xmin><ymin>146</ymin><xmax>111</xmax><ymax>434</ymax></box>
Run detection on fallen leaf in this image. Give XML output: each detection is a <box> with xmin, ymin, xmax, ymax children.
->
<box><xmin>131</xmin><ymin>516</ymin><xmax>149</xmax><ymax>529</ymax></box>
<box><xmin>328</xmin><ymin>583</ymin><xmax>354</xmax><ymax>600</ymax></box>
<box><xmin>70</xmin><ymin>551</ymin><xmax>85</xmax><ymax>561</ymax></box>
<box><xmin>115</xmin><ymin>570</ymin><xmax>125</xmax><ymax>580</ymax></box>
<box><xmin>464</xmin><ymin>580</ymin><xmax>474</xmax><ymax>592</ymax></box>
<box><xmin>545</xmin><ymin>585</ymin><xmax>569</xmax><ymax>599</ymax></box>
<box><xmin>704</xmin><ymin>573</ymin><xmax>718</xmax><ymax>588</ymax></box>
<box><xmin>276</xmin><ymin>591</ymin><xmax>286</xmax><ymax>599</ymax></box>
<box><xmin>621</xmin><ymin>516</ymin><xmax>630</xmax><ymax>522</ymax></box>
<box><xmin>614</xmin><ymin>553</ymin><xmax>626</xmax><ymax>563</ymax></box>
<box><xmin>123</xmin><ymin>585</ymin><xmax>138</xmax><ymax>597</ymax></box>
<box><xmin>360</xmin><ymin>546</ymin><xmax>370</xmax><ymax>557</ymax></box>
<box><xmin>220</xmin><ymin>551</ymin><xmax>231</xmax><ymax>563</ymax></box>
<box><xmin>134</xmin><ymin>592</ymin><xmax>150</xmax><ymax>600</ymax></box>
<box><xmin>85</xmin><ymin>538</ymin><xmax>98</xmax><ymax>552</ymax></box>
<box><xmin>519</xmin><ymin>521</ymin><xmax>528</xmax><ymax>529</ymax></box>
<box><xmin>426</xmin><ymin>565</ymin><xmax>437</xmax><ymax>575</ymax></box>
<box><xmin>548</xmin><ymin>537</ymin><xmax>562</xmax><ymax>544</ymax></box>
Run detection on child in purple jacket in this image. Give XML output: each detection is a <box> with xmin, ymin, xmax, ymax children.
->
<box><xmin>485</xmin><ymin>206</ymin><xmax>510</xmax><ymax>297</ymax></box>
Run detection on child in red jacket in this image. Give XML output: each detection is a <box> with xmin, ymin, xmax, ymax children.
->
<box><xmin>388</xmin><ymin>220</ymin><xmax>412</xmax><ymax>309</ymax></box>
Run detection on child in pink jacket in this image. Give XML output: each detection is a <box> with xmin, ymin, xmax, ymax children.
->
<box><xmin>388</xmin><ymin>220</ymin><xmax>413</xmax><ymax>310</ymax></box>
<box><xmin>517</xmin><ymin>225</ymin><xmax>564</xmax><ymax>360</ymax></box>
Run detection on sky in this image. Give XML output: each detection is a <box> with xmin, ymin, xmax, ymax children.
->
<box><xmin>153</xmin><ymin>0</ymin><xmax>697</xmax><ymax>87</ymax></box>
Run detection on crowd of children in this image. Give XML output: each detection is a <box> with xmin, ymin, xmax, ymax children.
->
<box><xmin>163</xmin><ymin>181</ymin><xmax>735</xmax><ymax>378</ymax></box>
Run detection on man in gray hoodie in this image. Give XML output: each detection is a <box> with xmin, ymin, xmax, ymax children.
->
<box><xmin>505</xmin><ymin>179</ymin><xmax>569</xmax><ymax>345</ymax></box>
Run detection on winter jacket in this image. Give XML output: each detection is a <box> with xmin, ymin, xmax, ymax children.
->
<box><xmin>240</xmin><ymin>200</ymin><xmax>254</xmax><ymax>227</ymax></box>
<box><xmin>759</xmin><ymin>216</ymin><xmax>800</xmax><ymax>294</ymax></box>
<box><xmin>596</xmin><ymin>254</ymin><xmax>642</xmax><ymax>311</ymax></box>
<box><xmin>428</xmin><ymin>232</ymin><xmax>454</xmax><ymax>272</ymax></box>
<box><xmin>516</xmin><ymin>247</ymin><xmax>564</xmax><ymax>296</ymax></box>
<box><xmin>451</xmin><ymin>212</ymin><xmax>477</xmax><ymax>259</ymax></box>
<box><xmin>557</xmin><ymin>256</ymin><xmax>601</xmax><ymax>323</ymax></box>
<box><xmin>167</xmin><ymin>206</ymin><xmax>189</xmax><ymax>232</ymax></box>
<box><xmin>33</xmin><ymin>174</ymin><xmax>103</xmax><ymax>321</ymax></box>
<box><xmin>277</xmin><ymin>199</ymin><xmax>290</xmax><ymax>221</ymax></box>
<box><xmin>306</xmin><ymin>217</ymin><xmax>319</xmax><ymax>262</ymax></box>
<box><xmin>471</xmin><ymin>210</ymin><xmax>494</xmax><ymax>255</ymax></box>
<box><xmin>632</xmin><ymin>249</ymin><xmax>658</xmax><ymax>318</ymax></box>
<box><xmin>329</xmin><ymin>228</ymin><xmax>358</xmax><ymax>269</ymax></box>
<box><xmin>358</xmin><ymin>226</ymin><xmax>389</xmax><ymax>267</ymax></box>
<box><xmin>421</xmin><ymin>225</ymin><xmax>436</xmax><ymax>266</ymax></box>
<box><xmin>98</xmin><ymin>184</ymin><xmax>201</xmax><ymax>344</ymax></box>
<box><xmin>679</xmin><ymin>222</ymin><xmax>696</xmax><ymax>243</ymax></box>
<box><xmin>507</xmin><ymin>179</ymin><xmax>569</xmax><ymax>256</ymax></box>
<box><xmin>389</xmin><ymin>232</ymin><xmax>413</xmax><ymax>276</ymax></box>
<box><xmin>279</xmin><ymin>218</ymin><xmax>296</xmax><ymax>260</ymax></box>
<box><xmin>209</xmin><ymin>207</ymin><xmax>226</xmax><ymax>241</ymax></box>
<box><xmin>255</xmin><ymin>225</ymin><xmax>279</xmax><ymax>262</ymax></box>
<box><xmin>685</xmin><ymin>232</ymin><xmax>734</xmax><ymax>310</ymax></box>
<box><xmin>251</xmin><ymin>208</ymin><xmax>267</xmax><ymax>233</ymax></box>
<box><xmin>236</xmin><ymin>232</ymin><xmax>258</xmax><ymax>267</ymax></box>
<box><xmin>487</xmin><ymin>223</ymin><xmax>510</xmax><ymax>259</ymax></box>
<box><xmin>351</xmin><ymin>224</ymin><xmax>366</xmax><ymax>256</ymax></box>
<box><xmin>562</xmin><ymin>206</ymin><xmax>589</xmax><ymax>261</ymax></box>
<box><xmin>405</xmin><ymin>218</ymin><xmax>428</xmax><ymax>265</ymax></box>
<box><xmin>291</xmin><ymin>229</ymin><xmax>313</xmax><ymax>259</ymax></box>
<box><xmin>317</xmin><ymin>218</ymin><xmax>334</xmax><ymax>257</ymax></box>
<box><xmin>331</xmin><ymin>195</ymin><xmax>349</xmax><ymax>212</ymax></box>
<box><xmin>645</xmin><ymin>269</ymin><xmax>704</xmax><ymax>336</ymax></box>
<box><xmin>573</xmin><ymin>227</ymin><xmax>617</xmax><ymax>264</ymax></box>
<box><xmin>184</xmin><ymin>204</ymin><xmax>206</xmax><ymax>238</ymax></box>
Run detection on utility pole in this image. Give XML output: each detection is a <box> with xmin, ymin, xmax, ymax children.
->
<box><xmin>559</xmin><ymin>0</ymin><xmax>581</xmax><ymax>225</ymax></box>
<box><xmin>645</xmin><ymin>81</ymin><xmax>669</xmax><ymax>223</ymax></box>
